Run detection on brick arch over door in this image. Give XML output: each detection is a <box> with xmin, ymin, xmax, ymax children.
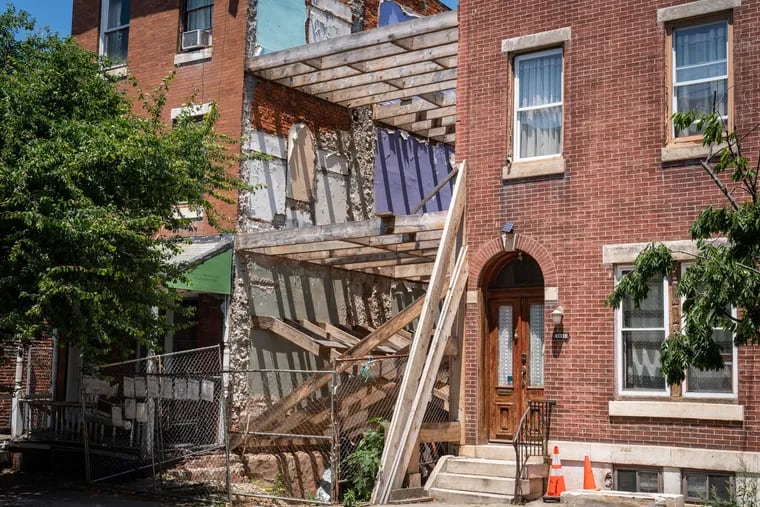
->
<box><xmin>470</xmin><ymin>235</ymin><xmax>558</xmax><ymax>290</ymax></box>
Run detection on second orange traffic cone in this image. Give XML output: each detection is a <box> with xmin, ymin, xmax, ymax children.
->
<box><xmin>543</xmin><ymin>446</ymin><xmax>566</xmax><ymax>502</ymax></box>
<box><xmin>583</xmin><ymin>455</ymin><xmax>599</xmax><ymax>490</ymax></box>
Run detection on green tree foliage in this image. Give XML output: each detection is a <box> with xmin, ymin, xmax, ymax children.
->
<box><xmin>607</xmin><ymin>106</ymin><xmax>760</xmax><ymax>385</ymax></box>
<box><xmin>0</xmin><ymin>7</ymin><xmax>248</xmax><ymax>361</ymax></box>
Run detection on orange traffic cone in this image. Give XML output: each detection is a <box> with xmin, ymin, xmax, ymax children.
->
<box><xmin>583</xmin><ymin>455</ymin><xmax>599</xmax><ymax>490</ymax></box>
<box><xmin>543</xmin><ymin>446</ymin><xmax>566</xmax><ymax>502</ymax></box>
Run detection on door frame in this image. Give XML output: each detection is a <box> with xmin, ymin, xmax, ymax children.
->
<box><xmin>483</xmin><ymin>286</ymin><xmax>545</xmax><ymax>442</ymax></box>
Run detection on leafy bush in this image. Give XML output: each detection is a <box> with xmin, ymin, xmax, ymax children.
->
<box><xmin>343</xmin><ymin>417</ymin><xmax>387</xmax><ymax>503</ymax></box>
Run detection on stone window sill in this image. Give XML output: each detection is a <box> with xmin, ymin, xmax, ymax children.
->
<box><xmin>105</xmin><ymin>65</ymin><xmax>128</xmax><ymax>78</ymax></box>
<box><xmin>174</xmin><ymin>47</ymin><xmax>213</xmax><ymax>66</ymax></box>
<box><xmin>609</xmin><ymin>400</ymin><xmax>743</xmax><ymax>421</ymax></box>
<box><xmin>661</xmin><ymin>142</ymin><xmax>727</xmax><ymax>163</ymax></box>
<box><xmin>502</xmin><ymin>157</ymin><xmax>565</xmax><ymax>180</ymax></box>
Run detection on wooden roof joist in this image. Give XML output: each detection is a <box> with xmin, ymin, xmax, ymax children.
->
<box><xmin>245</xmin><ymin>11</ymin><xmax>457</xmax><ymax>145</ymax></box>
<box><xmin>235</xmin><ymin>211</ymin><xmax>446</xmax><ymax>282</ymax></box>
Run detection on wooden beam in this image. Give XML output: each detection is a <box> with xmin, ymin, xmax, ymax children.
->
<box><xmin>338</xmin><ymin>79</ymin><xmax>457</xmax><ymax>108</ymax></box>
<box><xmin>387</xmin><ymin>245</ymin><xmax>468</xmax><ymax>495</ymax></box>
<box><xmin>246</xmin><ymin>11</ymin><xmax>457</xmax><ymax>73</ymax></box>
<box><xmin>253</xmin><ymin>317</ymin><xmax>340</xmax><ymax>361</ymax></box>
<box><xmin>372</xmin><ymin>162</ymin><xmax>466</xmax><ymax>504</ymax></box>
<box><xmin>236</xmin><ymin>212</ymin><xmax>446</xmax><ymax>252</ymax></box>
<box><xmin>296</xmin><ymin>59</ymin><xmax>451</xmax><ymax>95</ymax></box>
<box><xmin>317</xmin><ymin>69</ymin><xmax>457</xmax><ymax>105</ymax></box>
<box><xmin>232</xmin><ymin>292</ymin><xmax>442</xmax><ymax>451</ymax></box>
<box><xmin>418</xmin><ymin>421</ymin><xmax>460</xmax><ymax>443</ymax></box>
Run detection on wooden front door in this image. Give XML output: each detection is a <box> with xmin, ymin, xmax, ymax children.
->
<box><xmin>488</xmin><ymin>292</ymin><xmax>545</xmax><ymax>441</ymax></box>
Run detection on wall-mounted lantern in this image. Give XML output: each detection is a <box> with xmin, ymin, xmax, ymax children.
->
<box><xmin>551</xmin><ymin>306</ymin><xmax>570</xmax><ymax>340</ymax></box>
<box><xmin>551</xmin><ymin>306</ymin><xmax>564</xmax><ymax>326</ymax></box>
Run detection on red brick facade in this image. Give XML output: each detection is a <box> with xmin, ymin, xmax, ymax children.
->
<box><xmin>458</xmin><ymin>0</ymin><xmax>760</xmax><ymax>456</ymax></box>
<box><xmin>72</xmin><ymin>0</ymin><xmax>248</xmax><ymax>235</ymax></box>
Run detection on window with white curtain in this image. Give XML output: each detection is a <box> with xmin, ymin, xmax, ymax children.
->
<box><xmin>616</xmin><ymin>268</ymin><xmax>669</xmax><ymax>394</ymax></box>
<box><xmin>184</xmin><ymin>0</ymin><xmax>214</xmax><ymax>32</ymax></box>
<box><xmin>100</xmin><ymin>0</ymin><xmax>130</xmax><ymax>65</ymax></box>
<box><xmin>513</xmin><ymin>48</ymin><xmax>563</xmax><ymax>160</ymax></box>
<box><xmin>671</xmin><ymin>19</ymin><xmax>729</xmax><ymax>138</ymax></box>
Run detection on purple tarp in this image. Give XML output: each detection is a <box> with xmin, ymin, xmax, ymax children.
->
<box><xmin>374</xmin><ymin>129</ymin><xmax>455</xmax><ymax>215</ymax></box>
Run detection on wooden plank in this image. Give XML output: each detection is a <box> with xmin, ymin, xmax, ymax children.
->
<box><xmin>317</xmin><ymin>69</ymin><xmax>457</xmax><ymax>104</ymax></box>
<box><xmin>363</xmin><ymin>262</ymin><xmax>434</xmax><ymax>280</ymax></box>
<box><xmin>320</xmin><ymin>322</ymin><xmax>397</xmax><ymax>354</ymax></box>
<box><xmin>336</xmin><ymin>79</ymin><xmax>457</xmax><ymax>108</ymax></box>
<box><xmin>373</xmin><ymin>98</ymin><xmax>445</xmax><ymax>121</ymax></box>
<box><xmin>294</xmin><ymin>57</ymin><xmax>452</xmax><ymax>94</ymax></box>
<box><xmin>386</xmin><ymin>246</ymin><xmax>468</xmax><ymax>494</ymax></box>
<box><xmin>379</xmin><ymin>105</ymin><xmax>456</xmax><ymax>128</ymax></box>
<box><xmin>236</xmin><ymin>212</ymin><xmax>446</xmax><ymax>252</ymax></box>
<box><xmin>372</xmin><ymin>162</ymin><xmax>466</xmax><ymax>504</ymax></box>
<box><xmin>246</xmin><ymin>11</ymin><xmax>457</xmax><ymax>73</ymax></box>
<box><xmin>232</xmin><ymin>292</ymin><xmax>441</xmax><ymax>450</ymax></box>
<box><xmin>417</xmin><ymin>421</ymin><xmax>460</xmax><ymax>443</ymax></box>
<box><xmin>253</xmin><ymin>317</ymin><xmax>339</xmax><ymax>361</ymax></box>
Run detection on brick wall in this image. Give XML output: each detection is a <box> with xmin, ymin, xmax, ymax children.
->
<box><xmin>458</xmin><ymin>0</ymin><xmax>760</xmax><ymax>450</ymax></box>
<box><xmin>0</xmin><ymin>338</ymin><xmax>55</xmax><ymax>432</ymax></box>
<box><xmin>72</xmin><ymin>0</ymin><xmax>248</xmax><ymax>235</ymax></box>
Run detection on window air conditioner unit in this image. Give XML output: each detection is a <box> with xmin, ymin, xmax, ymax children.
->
<box><xmin>181</xmin><ymin>29</ymin><xmax>211</xmax><ymax>51</ymax></box>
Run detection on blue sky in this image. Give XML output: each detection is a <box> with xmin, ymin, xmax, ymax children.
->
<box><xmin>0</xmin><ymin>0</ymin><xmax>456</xmax><ymax>39</ymax></box>
<box><xmin>1</xmin><ymin>0</ymin><xmax>73</xmax><ymax>36</ymax></box>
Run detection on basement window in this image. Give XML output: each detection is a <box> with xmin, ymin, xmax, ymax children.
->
<box><xmin>683</xmin><ymin>471</ymin><xmax>732</xmax><ymax>503</ymax></box>
<box><xmin>616</xmin><ymin>468</ymin><xmax>661</xmax><ymax>493</ymax></box>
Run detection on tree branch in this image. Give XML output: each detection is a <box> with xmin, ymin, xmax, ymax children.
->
<box><xmin>700</xmin><ymin>160</ymin><xmax>739</xmax><ymax>210</ymax></box>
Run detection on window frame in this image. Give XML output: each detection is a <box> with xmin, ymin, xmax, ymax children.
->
<box><xmin>665</xmin><ymin>13</ymin><xmax>734</xmax><ymax>144</ymax></box>
<box><xmin>614</xmin><ymin>266</ymin><xmax>671</xmax><ymax>397</ymax></box>
<box><xmin>680</xmin><ymin>264</ymin><xmax>738</xmax><ymax>399</ymax></box>
<box><xmin>98</xmin><ymin>0</ymin><xmax>130</xmax><ymax>67</ymax></box>
<box><xmin>615</xmin><ymin>467</ymin><xmax>662</xmax><ymax>494</ymax></box>
<box><xmin>512</xmin><ymin>47</ymin><xmax>564</xmax><ymax>162</ymax></box>
<box><xmin>683</xmin><ymin>470</ymin><xmax>734</xmax><ymax>503</ymax></box>
<box><xmin>182</xmin><ymin>0</ymin><xmax>214</xmax><ymax>33</ymax></box>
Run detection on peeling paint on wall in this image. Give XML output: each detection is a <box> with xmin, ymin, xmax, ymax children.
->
<box><xmin>378</xmin><ymin>0</ymin><xmax>420</xmax><ymax>26</ymax></box>
<box><xmin>308</xmin><ymin>0</ymin><xmax>352</xmax><ymax>42</ymax></box>
<box><xmin>374</xmin><ymin>129</ymin><xmax>455</xmax><ymax>215</ymax></box>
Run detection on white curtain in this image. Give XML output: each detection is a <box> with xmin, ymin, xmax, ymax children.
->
<box><xmin>516</xmin><ymin>51</ymin><xmax>562</xmax><ymax>158</ymax></box>
<box><xmin>107</xmin><ymin>0</ymin><xmax>130</xmax><ymax>29</ymax></box>
<box><xmin>673</xmin><ymin>21</ymin><xmax>727</xmax><ymax>135</ymax></box>
<box><xmin>187</xmin><ymin>0</ymin><xmax>214</xmax><ymax>31</ymax></box>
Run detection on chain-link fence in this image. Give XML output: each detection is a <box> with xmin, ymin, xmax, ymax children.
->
<box><xmin>81</xmin><ymin>346</ymin><xmax>225</xmax><ymax>502</ymax></box>
<box><xmin>75</xmin><ymin>346</ymin><xmax>453</xmax><ymax>505</ymax></box>
<box><xmin>226</xmin><ymin>353</ymin><xmax>453</xmax><ymax>505</ymax></box>
<box><xmin>228</xmin><ymin>368</ymin><xmax>336</xmax><ymax>504</ymax></box>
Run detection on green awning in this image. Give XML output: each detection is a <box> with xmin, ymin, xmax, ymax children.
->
<box><xmin>169</xmin><ymin>249</ymin><xmax>232</xmax><ymax>295</ymax></box>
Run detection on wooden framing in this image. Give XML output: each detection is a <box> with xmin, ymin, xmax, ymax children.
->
<box><xmin>245</xmin><ymin>11</ymin><xmax>457</xmax><ymax>144</ymax></box>
<box><xmin>235</xmin><ymin>211</ymin><xmax>448</xmax><ymax>282</ymax></box>
<box><xmin>372</xmin><ymin>162</ymin><xmax>467</xmax><ymax>504</ymax></box>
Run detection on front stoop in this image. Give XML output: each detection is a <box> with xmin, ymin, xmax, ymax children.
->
<box><xmin>424</xmin><ymin>455</ymin><xmax>548</xmax><ymax>504</ymax></box>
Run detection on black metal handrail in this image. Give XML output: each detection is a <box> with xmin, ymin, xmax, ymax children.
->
<box><xmin>512</xmin><ymin>400</ymin><xmax>555</xmax><ymax>503</ymax></box>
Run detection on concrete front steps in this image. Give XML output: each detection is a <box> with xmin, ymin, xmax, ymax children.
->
<box><xmin>424</xmin><ymin>453</ymin><xmax>549</xmax><ymax>504</ymax></box>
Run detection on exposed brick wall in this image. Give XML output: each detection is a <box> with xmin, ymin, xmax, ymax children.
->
<box><xmin>72</xmin><ymin>0</ymin><xmax>248</xmax><ymax>235</ymax></box>
<box><xmin>0</xmin><ymin>338</ymin><xmax>55</xmax><ymax>432</ymax></box>
<box><xmin>459</xmin><ymin>0</ymin><xmax>760</xmax><ymax>451</ymax></box>
<box><xmin>249</xmin><ymin>79</ymin><xmax>351</xmax><ymax>138</ymax></box>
